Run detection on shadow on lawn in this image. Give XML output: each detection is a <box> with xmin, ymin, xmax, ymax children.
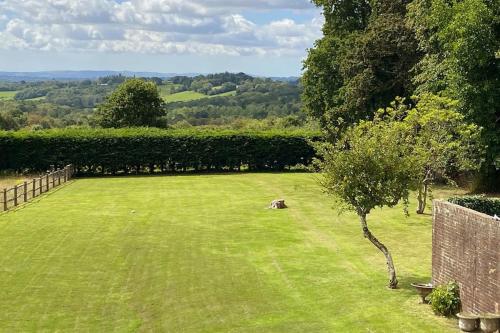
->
<box><xmin>73</xmin><ymin>169</ymin><xmax>312</xmax><ymax>180</ymax></box>
<box><xmin>398</xmin><ymin>274</ymin><xmax>432</xmax><ymax>295</ymax></box>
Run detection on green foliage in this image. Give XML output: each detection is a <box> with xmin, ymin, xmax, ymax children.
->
<box><xmin>377</xmin><ymin>94</ymin><xmax>483</xmax><ymax>213</ymax></box>
<box><xmin>164</xmin><ymin>79</ymin><xmax>302</xmax><ymax>127</ymax></box>
<box><xmin>314</xmin><ymin>114</ymin><xmax>418</xmax><ymax>289</ymax></box>
<box><xmin>0</xmin><ymin>107</ymin><xmax>27</xmax><ymax>130</ymax></box>
<box><xmin>428</xmin><ymin>282</ymin><xmax>461</xmax><ymax>317</ymax></box>
<box><xmin>0</xmin><ymin>73</ymin><xmax>302</xmax><ymax>130</ymax></box>
<box><xmin>303</xmin><ymin>0</ymin><xmax>419</xmax><ymax>136</ymax></box>
<box><xmin>407</xmin><ymin>0</ymin><xmax>500</xmax><ymax>190</ymax></box>
<box><xmin>95</xmin><ymin>79</ymin><xmax>165</xmax><ymax>128</ymax></box>
<box><xmin>448</xmin><ymin>195</ymin><xmax>500</xmax><ymax>217</ymax></box>
<box><xmin>0</xmin><ymin>128</ymin><xmax>319</xmax><ymax>174</ymax></box>
<box><xmin>315</xmin><ymin>119</ymin><xmax>416</xmax><ymax>215</ymax></box>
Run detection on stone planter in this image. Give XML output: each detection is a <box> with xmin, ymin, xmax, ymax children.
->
<box><xmin>479</xmin><ymin>314</ymin><xmax>500</xmax><ymax>333</ymax></box>
<box><xmin>410</xmin><ymin>283</ymin><xmax>434</xmax><ymax>303</ymax></box>
<box><xmin>456</xmin><ymin>313</ymin><xmax>478</xmax><ymax>332</ymax></box>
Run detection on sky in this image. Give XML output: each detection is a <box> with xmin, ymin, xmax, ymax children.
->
<box><xmin>0</xmin><ymin>0</ymin><xmax>324</xmax><ymax>76</ymax></box>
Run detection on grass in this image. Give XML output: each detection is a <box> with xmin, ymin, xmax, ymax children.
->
<box><xmin>0</xmin><ymin>91</ymin><xmax>18</xmax><ymax>100</ymax></box>
<box><xmin>0</xmin><ymin>172</ymin><xmax>44</xmax><ymax>189</ymax></box>
<box><xmin>0</xmin><ymin>173</ymin><xmax>461</xmax><ymax>332</ymax></box>
<box><xmin>160</xmin><ymin>84</ymin><xmax>237</xmax><ymax>103</ymax></box>
<box><xmin>163</xmin><ymin>90</ymin><xmax>208</xmax><ymax>102</ymax></box>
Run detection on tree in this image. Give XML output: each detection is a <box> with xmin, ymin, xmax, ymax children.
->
<box><xmin>302</xmin><ymin>0</ymin><xmax>419</xmax><ymax>136</ymax></box>
<box><xmin>95</xmin><ymin>79</ymin><xmax>165</xmax><ymax>128</ymax></box>
<box><xmin>407</xmin><ymin>0</ymin><xmax>500</xmax><ymax>190</ymax></box>
<box><xmin>315</xmin><ymin>119</ymin><xmax>416</xmax><ymax>288</ymax></box>
<box><xmin>378</xmin><ymin>94</ymin><xmax>482</xmax><ymax>214</ymax></box>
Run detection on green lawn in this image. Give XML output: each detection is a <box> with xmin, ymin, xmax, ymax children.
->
<box><xmin>0</xmin><ymin>173</ymin><xmax>459</xmax><ymax>332</ymax></box>
<box><xmin>0</xmin><ymin>91</ymin><xmax>18</xmax><ymax>100</ymax></box>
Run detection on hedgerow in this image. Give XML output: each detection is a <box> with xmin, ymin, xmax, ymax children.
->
<box><xmin>0</xmin><ymin>128</ymin><xmax>320</xmax><ymax>175</ymax></box>
<box><xmin>448</xmin><ymin>195</ymin><xmax>500</xmax><ymax>217</ymax></box>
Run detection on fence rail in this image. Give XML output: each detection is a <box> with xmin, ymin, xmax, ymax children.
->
<box><xmin>1</xmin><ymin>165</ymin><xmax>74</xmax><ymax>212</ymax></box>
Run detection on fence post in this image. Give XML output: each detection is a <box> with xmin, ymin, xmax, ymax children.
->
<box><xmin>64</xmin><ymin>168</ymin><xmax>67</xmax><ymax>182</ymax></box>
<box><xmin>52</xmin><ymin>172</ymin><xmax>55</xmax><ymax>188</ymax></box>
<box><xmin>23</xmin><ymin>181</ymin><xmax>27</xmax><ymax>202</ymax></box>
<box><xmin>46</xmin><ymin>174</ymin><xmax>49</xmax><ymax>191</ymax></box>
<box><xmin>13</xmin><ymin>186</ymin><xmax>18</xmax><ymax>206</ymax></box>
<box><xmin>39</xmin><ymin>178</ymin><xmax>43</xmax><ymax>193</ymax></box>
<box><xmin>2</xmin><ymin>188</ymin><xmax>6</xmax><ymax>211</ymax></box>
<box><xmin>32</xmin><ymin>179</ymin><xmax>36</xmax><ymax>198</ymax></box>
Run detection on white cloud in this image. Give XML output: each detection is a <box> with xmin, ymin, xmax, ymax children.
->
<box><xmin>0</xmin><ymin>0</ymin><xmax>323</xmax><ymax>56</ymax></box>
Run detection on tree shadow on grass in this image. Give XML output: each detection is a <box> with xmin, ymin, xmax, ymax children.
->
<box><xmin>397</xmin><ymin>273</ymin><xmax>432</xmax><ymax>295</ymax></box>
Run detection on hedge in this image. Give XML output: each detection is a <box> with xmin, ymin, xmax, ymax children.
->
<box><xmin>0</xmin><ymin>128</ymin><xmax>320</xmax><ymax>175</ymax></box>
<box><xmin>448</xmin><ymin>195</ymin><xmax>500</xmax><ymax>217</ymax></box>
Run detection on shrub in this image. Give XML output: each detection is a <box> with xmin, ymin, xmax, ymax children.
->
<box><xmin>448</xmin><ymin>195</ymin><xmax>500</xmax><ymax>217</ymax></box>
<box><xmin>428</xmin><ymin>282</ymin><xmax>461</xmax><ymax>317</ymax></box>
<box><xmin>0</xmin><ymin>128</ymin><xmax>319</xmax><ymax>175</ymax></box>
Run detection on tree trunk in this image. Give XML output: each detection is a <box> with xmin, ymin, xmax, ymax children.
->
<box><xmin>359</xmin><ymin>213</ymin><xmax>398</xmax><ymax>289</ymax></box>
<box><xmin>417</xmin><ymin>170</ymin><xmax>432</xmax><ymax>214</ymax></box>
<box><xmin>416</xmin><ymin>182</ymin><xmax>429</xmax><ymax>214</ymax></box>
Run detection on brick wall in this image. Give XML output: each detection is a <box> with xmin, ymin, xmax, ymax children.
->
<box><xmin>432</xmin><ymin>200</ymin><xmax>499</xmax><ymax>314</ymax></box>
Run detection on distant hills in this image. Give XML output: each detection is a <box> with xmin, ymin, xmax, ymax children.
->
<box><xmin>0</xmin><ymin>71</ymin><xmax>196</xmax><ymax>82</ymax></box>
<box><xmin>0</xmin><ymin>71</ymin><xmax>299</xmax><ymax>82</ymax></box>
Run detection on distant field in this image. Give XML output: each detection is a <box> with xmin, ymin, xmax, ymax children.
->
<box><xmin>0</xmin><ymin>172</ymin><xmax>44</xmax><ymax>189</ymax></box>
<box><xmin>164</xmin><ymin>90</ymin><xmax>208</xmax><ymax>102</ymax></box>
<box><xmin>163</xmin><ymin>89</ymin><xmax>237</xmax><ymax>103</ymax></box>
<box><xmin>24</xmin><ymin>96</ymin><xmax>46</xmax><ymax>101</ymax></box>
<box><xmin>0</xmin><ymin>173</ymin><xmax>459</xmax><ymax>332</ymax></box>
<box><xmin>0</xmin><ymin>91</ymin><xmax>17</xmax><ymax>100</ymax></box>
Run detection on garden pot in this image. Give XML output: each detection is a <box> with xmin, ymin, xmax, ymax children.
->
<box><xmin>410</xmin><ymin>283</ymin><xmax>433</xmax><ymax>303</ymax></box>
<box><xmin>479</xmin><ymin>314</ymin><xmax>500</xmax><ymax>333</ymax></box>
<box><xmin>456</xmin><ymin>313</ymin><xmax>478</xmax><ymax>332</ymax></box>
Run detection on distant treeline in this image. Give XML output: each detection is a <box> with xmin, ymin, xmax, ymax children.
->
<box><xmin>0</xmin><ymin>73</ymin><xmax>305</xmax><ymax>131</ymax></box>
<box><xmin>0</xmin><ymin>128</ymin><xmax>320</xmax><ymax>174</ymax></box>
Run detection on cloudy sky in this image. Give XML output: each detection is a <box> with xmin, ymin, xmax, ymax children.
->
<box><xmin>0</xmin><ymin>0</ymin><xmax>323</xmax><ymax>76</ymax></box>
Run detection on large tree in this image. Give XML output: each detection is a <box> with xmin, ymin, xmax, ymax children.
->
<box><xmin>96</xmin><ymin>79</ymin><xmax>165</xmax><ymax>128</ymax></box>
<box><xmin>407</xmin><ymin>0</ymin><xmax>500</xmax><ymax>190</ymax></box>
<box><xmin>302</xmin><ymin>0</ymin><xmax>419</xmax><ymax>136</ymax></box>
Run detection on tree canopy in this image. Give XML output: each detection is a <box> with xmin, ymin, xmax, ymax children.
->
<box><xmin>95</xmin><ymin>79</ymin><xmax>165</xmax><ymax>128</ymax></box>
<box><xmin>378</xmin><ymin>94</ymin><xmax>482</xmax><ymax>213</ymax></box>
<box><xmin>315</xmin><ymin>115</ymin><xmax>416</xmax><ymax>288</ymax></box>
<box><xmin>407</xmin><ymin>0</ymin><xmax>500</xmax><ymax>190</ymax></box>
<box><xmin>303</xmin><ymin>0</ymin><xmax>419</xmax><ymax>136</ymax></box>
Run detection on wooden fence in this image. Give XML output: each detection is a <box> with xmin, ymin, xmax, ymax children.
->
<box><xmin>1</xmin><ymin>165</ymin><xmax>74</xmax><ymax>212</ymax></box>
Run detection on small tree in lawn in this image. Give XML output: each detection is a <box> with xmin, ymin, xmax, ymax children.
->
<box><xmin>315</xmin><ymin>120</ymin><xmax>417</xmax><ymax>289</ymax></box>
<box><xmin>379</xmin><ymin>94</ymin><xmax>483</xmax><ymax>214</ymax></box>
<box><xmin>96</xmin><ymin>78</ymin><xmax>165</xmax><ymax>128</ymax></box>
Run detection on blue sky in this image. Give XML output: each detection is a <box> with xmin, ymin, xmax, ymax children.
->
<box><xmin>0</xmin><ymin>0</ymin><xmax>323</xmax><ymax>76</ymax></box>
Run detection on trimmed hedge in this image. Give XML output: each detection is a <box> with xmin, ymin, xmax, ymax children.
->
<box><xmin>448</xmin><ymin>195</ymin><xmax>500</xmax><ymax>217</ymax></box>
<box><xmin>0</xmin><ymin>128</ymin><xmax>320</xmax><ymax>175</ymax></box>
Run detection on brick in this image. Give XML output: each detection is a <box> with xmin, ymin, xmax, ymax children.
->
<box><xmin>432</xmin><ymin>200</ymin><xmax>499</xmax><ymax>314</ymax></box>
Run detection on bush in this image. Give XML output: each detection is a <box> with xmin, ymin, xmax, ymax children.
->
<box><xmin>428</xmin><ymin>282</ymin><xmax>461</xmax><ymax>317</ymax></box>
<box><xmin>448</xmin><ymin>195</ymin><xmax>500</xmax><ymax>217</ymax></box>
<box><xmin>0</xmin><ymin>128</ymin><xmax>319</xmax><ymax>175</ymax></box>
